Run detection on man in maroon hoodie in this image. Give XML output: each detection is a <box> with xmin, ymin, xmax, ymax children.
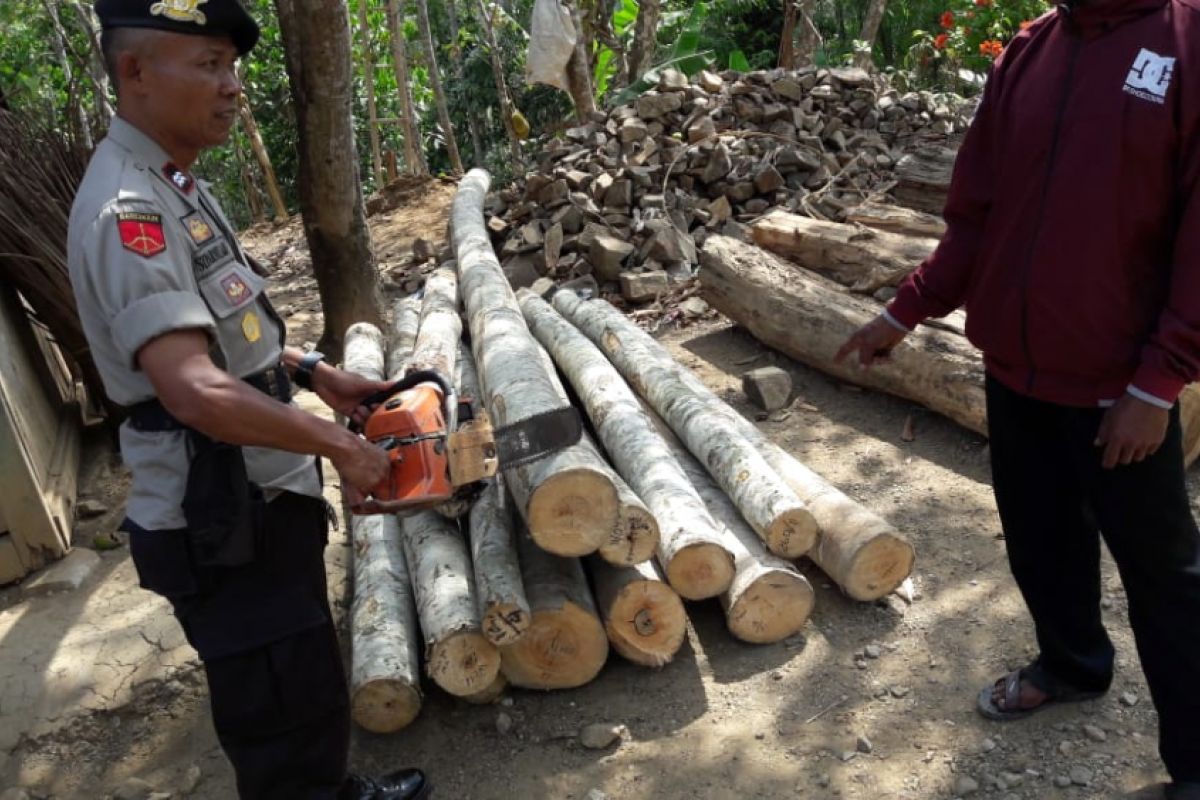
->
<box><xmin>839</xmin><ymin>0</ymin><xmax>1200</xmax><ymax>795</ymax></box>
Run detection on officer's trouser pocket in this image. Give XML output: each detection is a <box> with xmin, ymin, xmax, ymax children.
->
<box><xmin>127</xmin><ymin>524</ymin><xmax>199</xmax><ymax>600</ymax></box>
<box><xmin>182</xmin><ymin>432</ymin><xmax>263</xmax><ymax>568</ymax></box>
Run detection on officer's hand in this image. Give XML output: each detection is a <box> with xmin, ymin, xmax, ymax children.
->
<box><xmin>835</xmin><ymin>315</ymin><xmax>908</xmax><ymax>369</ymax></box>
<box><xmin>314</xmin><ymin>366</ymin><xmax>391</xmax><ymax>427</ymax></box>
<box><xmin>1095</xmin><ymin>394</ymin><xmax>1170</xmax><ymax>469</ymax></box>
<box><xmin>333</xmin><ymin>434</ymin><xmax>390</xmax><ymax>499</ymax></box>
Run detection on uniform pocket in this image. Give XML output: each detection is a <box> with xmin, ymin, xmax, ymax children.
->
<box><xmin>126</xmin><ymin>523</ymin><xmax>199</xmax><ymax>600</ymax></box>
<box><xmin>197</xmin><ymin>263</ymin><xmax>266</xmax><ymax>319</ymax></box>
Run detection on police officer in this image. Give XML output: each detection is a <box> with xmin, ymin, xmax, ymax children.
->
<box><xmin>67</xmin><ymin>2</ymin><xmax>430</xmax><ymax>798</ymax></box>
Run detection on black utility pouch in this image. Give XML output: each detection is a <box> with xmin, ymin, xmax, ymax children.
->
<box><xmin>182</xmin><ymin>431</ymin><xmax>263</xmax><ymax>568</ymax></box>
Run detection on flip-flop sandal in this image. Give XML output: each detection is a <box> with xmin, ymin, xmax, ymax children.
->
<box><xmin>976</xmin><ymin>666</ymin><xmax>1105</xmax><ymax>721</ymax></box>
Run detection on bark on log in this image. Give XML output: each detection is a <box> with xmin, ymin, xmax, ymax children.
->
<box><xmin>468</xmin><ymin>477</ymin><xmax>531</xmax><ymax>645</ymax></box>
<box><xmin>587</xmin><ymin>557</ymin><xmax>686</xmax><ymax>667</ymax></box>
<box><xmin>344</xmin><ymin>323</ymin><xmax>422</xmax><ymax>732</ymax></box>
<box><xmin>387</xmin><ymin>296</ymin><xmax>422</xmax><ymax>380</ymax></box>
<box><xmin>894</xmin><ymin>147</ymin><xmax>956</xmax><ymax>215</ymax></box>
<box><xmin>846</xmin><ymin>201</ymin><xmax>946</xmax><ymax>239</ymax></box>
<box><xmin>552</xmin><ymin>290</ymin><xmax>819</xmax><ymax>559</ymax></box>
<box><xmin>410</xmin><ymin>266</ymin><xmax>462</xmax><ymax>378</ymax></box>
<box><xmin>453</xmin><ymin>170</ymin><xmax>619</xmax><ymax>556</ymax></box>
<box><xmin>500</xmin><ymin>527</ymin><xmax>609</xmax><ymax>689</ymax></box>
<box><xmin>400</xmin><ymin>510</ymin><xmax>502</xmax><ymax>696</ymax></box>
<box><xmin>655</xmin><ymin>414</ymin><xmax>815</xmax><ymax>642</ymax></box>
<box><xmin>751</xmin><ymin>210</ymin><xmax>939</xmax><ymax>294</ymax></box>
<box><xmin>519</xmin><ymin>290</ymin><xmax>734</xmax><ymax>599</ymax></box>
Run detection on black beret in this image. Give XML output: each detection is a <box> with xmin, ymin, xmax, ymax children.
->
<box><xmin>94</xmin><ymin>0</ymin><xmax>260</xmax><ymax>55</ymax></box>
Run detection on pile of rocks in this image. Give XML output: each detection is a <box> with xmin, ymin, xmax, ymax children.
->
<box><xmin>486</xmin><ymin>65</ymin><xmax>973</xmax><ymax>304</ymax></box>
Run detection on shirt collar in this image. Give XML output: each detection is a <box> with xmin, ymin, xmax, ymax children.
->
<box><xmin>105</xmin><ymin>117</ymin><xmax>199</xmax><ymax>199</ymax></box>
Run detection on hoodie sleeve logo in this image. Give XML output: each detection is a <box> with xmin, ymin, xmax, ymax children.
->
<box><xmin>1124</xmin><ymin>49</ymin><xmax>1175</xmax><ymax>104</ymax></box>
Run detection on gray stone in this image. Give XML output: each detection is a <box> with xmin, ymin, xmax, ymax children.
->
<box><xmin>830</xmin><ymin>67</ymin><xmax>873</xmax><ymax>87</ymax></box>
<box><xmin>1069</xmin><ymin>766</ymin><xmax>1093</xmax><ymax>786</ymax></box>
<box><xmin>679</xmin><ymin>297</ymin><xmax>710</xmax><ymax>319</ymax></box>
<box><xmin>0</xmin><ymin>790</ymin><xmax>31</xmax><ymax>800</ymax></box>
<box><xmin>743</xmin><ymin>198</ymin><xmax>771</xmax><ymax>215</ymax></box>
<box><xmin>589</xmin><ymin>234</ymin><xmax>636</xmax><ymax>282</ymax></box>
<box><xmin>753</xmin><ymin>165</ymin><xmax>785</xmax><ymax>194</ymax></box>
<box><xmin>495</xmin><ymin>712</ymin><xmax>514</xmax><ymax>735</ymax></box>
<box><xmin>21</xmin><ymin>549</ymin><xmax>101</xmax><ymax>598</ymax></box>
<box><xmin>726</xmin><ymin>182</ymin><xmax>756</xmax><ymax>203</ymax></box>
<box><xmin>1000</xmin><ymin>772</ymin><xmax>1024</xmax><ymax>787</ymax></box>
<box><xmin>538</xmin><ymin>179</ymin><xmax>570</xmax><ymax>207</ymax></box>
<box><xmin>113</xmin><ymin>778</ymin><xmax>158</xmax><ymax>800</ymax></box>
<box><xmin>620</xmin><ymin>271</ymin><xmax>669</xmax><ymax>303</ymax></box>
<box><xmin>1120</xmin><ymin>692</ymin><xmax>1139</xmax><ymax>707</ymax></box>
<box><xmin>701</xmin><ymin>144</ymin><xmax>733</xmax><ymax>183</ymax></box>
<box><xmin>579</xmin><ymin>722</ymin><xmax>626</xmax><ymax>750</ymax></box>
<box><xmin>530</xmin><ymin>277</ymin><xmax>558</xmax><ymax>299</ymax></box>
<box><xmin>707</xmin><ymin>196</ymin><xmax>733</xmax><ymax>226</ymax></box>
<box><xmin>954</xmin><ymin>776</ymin><xmax>980</xmax><ymax>796</ymax></box>
<box><xmin>603</xmin><ymin>179</ymin><xmax>633</xmax><ymax>210</ymax></box>
<box><xmin>560</xmin><ymin>275</ymin><xmax>600</xmax><ymax>298</ymax></box>
<box><xmin>658</xmin><ymin>68</ymin><xmax>690</xmax><ymax>91</ymax></box>
<box><xmin>979</xmin><ymin>737</ymin><xmax>997</xmax><ymax>753</ymax></box>
<box><xmin>1083</xmin><ymin>724</ymin><xmax>1108</xmax><ymax>743</ymax></box>
<box><xmin>544</xmin><ymin>223</ymin><xmax>564</xmax><ymax>272</ymax></box>
<box><xmin>856</xmin><ymin>735</ymin><xmax>873</xmax><ymax>754</ymax></box>
<box><xmin>699</xmin><ymin>70</ymin><xmax>724</xmax><ymax>93</ymax></box>
<box><xmin>412</xmin><ymin>237</ymin><xmax>436</xmax><ymax>262</ymax></box>
<box><xmin>179</xmin><ymin>765</ymin><xmax>202</xmax><ymax>795</ymax></box>
<box><xmin>584</xmin><ymin>790</ymin><xmax>608</xmax><ymax>800</ymax></box>
<box><xmin>742</xmin><ymin>366</ymin><xmax>792</xmax><ymax>411</ymax></box>
<box><xmin>635</xmin><ymin>92</ymin><xmax>683</xmax><ymax>119</ymax></box>
<box><xmin>77</xmin><ymin>499</ymin><xmax>109</xmax><ymax>518</ymax></box>
<box><xmin>687</xmin><ymin>114</ymin><xmax>716</xmax><ymax>144</ymax></box>
<box><xmin>1053</xmin><ymin>775</ymin><xmax>1072</xmax><ymax>788</ymax></box>
<box><xmin>772</xmin><ymin>78</ymin><xmax>805</xmax><ymax>102</ymax></box>
<box><xmin>647</xmin><ymin>224</ymin><xmax>697</xmax><ymax>265</ymax></box>
<box><xmin>619</xmin><ymin>117</ymin><xmax>649</xmax><ymax>143</ymax></box>
<box><xmin>502</xmin><ymin>255</ymin><xmax>542</xmax><ymax>290</ymax></box>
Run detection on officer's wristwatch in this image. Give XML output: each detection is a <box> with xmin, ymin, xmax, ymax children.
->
<box><xmin>294</xmin><ymin>350</ymin><xmax>325</xmax><ymax>392</ymax></box>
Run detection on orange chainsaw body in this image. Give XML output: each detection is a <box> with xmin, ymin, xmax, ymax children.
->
<box><xmin>364</xmin><ymin>383</ymin><xmax>455</xmax><ymax>508</ymax></box>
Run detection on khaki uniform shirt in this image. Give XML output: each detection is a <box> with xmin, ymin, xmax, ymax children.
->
<box><xmin>67</xmin><ymin>117</ymin><xmax>321</xmax><ymax>531</ymax></box>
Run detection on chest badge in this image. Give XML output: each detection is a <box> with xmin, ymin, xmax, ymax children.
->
<box><xmin>182</xmin><ymin>213</ymin><xmax>214</xmax><ymax>245</ymax></box>
<box><xmin>117</xmin><ymin>212</ymin><xmax>166</xmax><ymax>258</ymax></box>
<box><xmin>221</xmin><ymin>273</ymin><xmax>252</xmax><ymax>306</ymax></box>
<box><xmin>241</xmin><ymin>311</ymin><xmax>262</xmax><ymax>343</ymax></box>
<box><xmin>1124</xmin><ymin>48</ymin><xmax>1175</xmax><ymax>105</ymax></box>
<box><xmin>149</xmin><ymin>0</ymin><xmax>208</xmax><ymax>25</ymax></box>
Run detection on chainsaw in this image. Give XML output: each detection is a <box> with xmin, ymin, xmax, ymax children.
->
<box><xmin>349</xmin><ymin>369</ymin><xmax>583</xmax><ymax>514</ymax></box>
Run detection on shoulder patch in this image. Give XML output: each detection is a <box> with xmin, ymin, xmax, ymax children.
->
<box><xmin>117</xmin><ymin>212</ymin><xmax>167</xmax><ymax>258</ymax></box>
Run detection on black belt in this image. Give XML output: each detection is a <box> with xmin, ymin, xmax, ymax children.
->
<box><xmin>127</xmin><ymin>364</ymin><xmax>293</xmax><ymax>432</ymax></box>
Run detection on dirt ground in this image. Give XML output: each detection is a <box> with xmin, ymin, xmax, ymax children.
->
<box><xmin>4</xmin><ymin>179</ymin><xmax>1196</xmax><ymax>800</ymax></box>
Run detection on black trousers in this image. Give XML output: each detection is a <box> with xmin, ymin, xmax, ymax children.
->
<box><xmin>986</xmin><ymin>375</ymin><xmax>1200</xmax><ymax>781</ymax></box>
<box><xmin>130</xmin><ymin>492</ymin><xmax>351</xmax><ymax>799</ymax></box>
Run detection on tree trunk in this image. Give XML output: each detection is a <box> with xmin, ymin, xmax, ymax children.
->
<box><xmin>400</xmin><ymin>510</ymin><xmax>502</xmax><ymax>696</ymax></box>
<box><xmin>519</xmin><ymin>289</ymin><xmax>735</xmax><ymax>600</ymax></box>
<box><xmin>357</xmin><ymin>0</ymin><xmax>386</xmax><ymax>188</ymax></box>
<box><xmin>655</xmin><ymin>414</ymin><xmax>815</xmax><ymax>643</ymax></box>
<box><xmin>44</xmin><ymin>0</ymin><xmax>92</xmax><ymax>149</ymax></box>
<box><xmin>409</xmin><ymin>266</ymin><xmax>462</xmax><ymax>377</ymax></box>
<box><xmin>237</xmin><ymin>94</ymin><xmax>289</xmax><ymax>224</ymax></box>
<box><xmin>564</xmin><ymin>1</ymin><xmax>598</xmax><ymax>120</ymax></box>
<box><xmin>551</xmin><ymin>291</ymin><xmax>819</xmax><ymax>560</ymax></box>
<box><xmin>445</xmin><ymin>0</ymin><xmax>486</xmax><ymax>165</ymax></box>
<box><xmin>66</xmin><ymin>0</ymin><xmax>114</xmax><ymax>125</ymax></box>
<box><xmin>344</xmin><ymin>323</ymin><xmax>422</xmax><ymax>733</ymax></box>
<box><xmin>795</xmin><ymin>0</ymin><xmax>822</xmax><ymax>68</ymax></box>
<box><xmin>474</xmin><ymin>0</ymin><xmax>524</xmax><ymax>163</ymax></box>
<box><xmin>587</xmin><ymin>557</ymin><xmax>686</xmax><ymax>667</ymax></box>
<box><xmin>386</xmin><ymin>0</ymin><xmax>429</xmax><ymax>175</ymax></box>
<box><xmin>274</xmin><ymin>0</ymin><xmax>384</xmax><ymax>360</ymax></box>
<box><xmin>415</xmin><ymin>0</ymin><xmax>465</xmax><ymax>174</ymax></box>
<box><xmin>846</xmin><ymin>201</ymin><xmax>947</xmax><ymax>239</ymax></box>
<box><xmin>626</xmin><ymin>0</ymin><xmax>661</xmax><ymax>84</ymax></box>
<box><xmin>452</xmin><ymin>170</ymin><xmax>618</xmax><ymax>556</ymax></box>
<box><xmin>779</xmin><ymin>0</ymin><xmax>798</xmax><ymax>69</ymax></box>
<box><xmin>233</xmin><ymin>127</ymin><xmax>266</xmax><ymax>224</ymax></box>
<box><xmin>500</xmin><ymin>526</ymin><xmax>609</xmax><ymax>689</ymax></box>
<box><xmin>387</xmin><ymin>295</ymin><xmax>422</xmax><ymax>380</ymax></box>
<box><xmin>469</xmin><ymin>476</ymin><xmax>532</xmax><ymax>645</ymax></box>
<box><xmin>750</xmin><ymin>210</ymin><xmax>939</xmax><ymax>294</ymax></box>
<box><xmin>853</xmin><ymin>0</ymin><xmax>888</xmax><ymax>70</ymax></box>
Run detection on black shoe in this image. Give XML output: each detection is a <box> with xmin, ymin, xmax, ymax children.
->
<box><xmin>342</xmin><ymin>768</ymin><xmax>431</xmax><ymax>800</ymax></box>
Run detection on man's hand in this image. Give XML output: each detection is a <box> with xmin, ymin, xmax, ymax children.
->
<box><xmin>331</xmin><ymin>432</ymin><xmax>390</xmax><ymax>512</ymax></box>
<box><xmin>313</xmin><ymin>364</ymin><xmax>392</xmax><ymax>427</ymax></box>
<box><xmin>1095</xmin><ymin>394</ymin><xmax>1170</xmax><ymax>469</ymax></box>
<box><xmin>835</xmin><ymin>315</ymin><xmax>909</xmax><ymax>369</ymax></box>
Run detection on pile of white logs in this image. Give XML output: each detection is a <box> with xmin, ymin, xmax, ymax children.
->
<box><xmin>345</xmin><ymin>169</ymin><xmax>916</xmax><ymax>735</ymax></box>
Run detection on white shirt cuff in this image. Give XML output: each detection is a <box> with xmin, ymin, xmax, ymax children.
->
<box><xmin>1126</xmin><ymin>385</ymin><xmax>1173</xmax><ymax>410</ymax></box>
<box><xmin>881</xmin><ymin>309</ymin><xmax>911</xmax><ymax>333</ymax></box>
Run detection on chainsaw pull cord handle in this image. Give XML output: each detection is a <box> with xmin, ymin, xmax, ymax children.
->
<box><xmin>349</xmin><ymin>368</ymin><xmax>458</xmax><ymax>437</ymax></box>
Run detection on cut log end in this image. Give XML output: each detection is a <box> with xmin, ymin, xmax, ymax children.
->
<box><xmin>604</xmin><ymin>579</ymin><xmax>687</xmax><ymax>668</ymax></box>
<box><xmin>351</xmin><ymin>679</ymin><xmax>422</xmax><ymax>734</ymax></box>
<box><xmin>825</xmin><ymin>533</ymin><xmax>916</xmax><ymax>601</ymax></box>
<box><xmin>664</xmin><ymin>542</ymin><xmax>736</xmax><ymax>600</ymax></box>
<box><xmin>499</xmin><ymin>602</ymin><xmax>609</xmax><ymax>690</ymax></box>
<box><xmin>427</xmin><ymin>631</ymin><xmax>502</xmax><ymax>697</ymax></box>
<box><xmin>482</xmin><ymin>601</ymin><xmax>532</xmax><ymax>647</ymax></box>
<box><xmin>460</xmin><ymin>671</ymin><xmax>509</xmax><ymax>705</ymax></box>
<box><xmin>525</xmin><ymin>468</ymin><xmax>619</xmax><ymax>556</ymax></box>
<box><xmin>726</xmin><ymin>572</ymin><xmax>815</xmax><ymax>644</ymax></box>
<box><xmin>765</xmin><ymin>510</ymin><xmax>820</xmax><ymax>559</ymax></box>
<box><xmin>597</xmin><ymin>504</ymin><xmax>660</xmax><ymax>566</ymax></box>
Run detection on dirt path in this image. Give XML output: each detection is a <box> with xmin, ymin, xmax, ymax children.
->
<box><xmin>4</xmin><ymin>182</ymin><xmax>1194</xmax><ymax>800</ymax></box>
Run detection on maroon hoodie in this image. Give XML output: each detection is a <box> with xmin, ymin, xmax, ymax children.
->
<box><xmin>887</xmin><ymin>0</ymin><xmax>1200</xmax><ymax>408</ymax></box>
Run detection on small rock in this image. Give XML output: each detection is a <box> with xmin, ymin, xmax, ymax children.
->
<box><xmin>1054</xmin><ymin>775</ymin><xmax>1072</xmax><ymax>788</ymax></box>
<box><xmin>77</xmin><ymin>499</ymin><xmax>109</xmax><ymax>518</ymax></box>
<box><xmin>113</xmin><ymin>778</ymin><xmax>157</xmax><ymax>800</ymax></box>
<box><xmin>954</xmin><ymin>775</ymin><xmax>980</xmax><ymax>795</ymax></box>
<box><xmin>579</xmin><ymin>722</ymin><xmax>626</xmax><ymax>750</ymax></box>
<box><xmin>1083</xmin><ymin>724</ymin><xmax>1107</xmax><ymax>743</ymax></box>
<box><xmin>1070</xmin><ymin>766</ymin><xmax>1093</xmax><ymax>786</ymax></box>
<box><xmin>21</xmin><ymin>549</ymin><xmax>101</xmax><ymax>598</ymax></box>
<box><xmin>839</xmin><ymin>751</ymin><xmax>858</xmax><ymax>762</ymax></box>
<box><xmin>742</xmin><ymin>366</ymin><xmax>792</xmax><ymax>411</ymax></box>
<box><xmin>1000</xmin><ymin>771</ymin><xmax>1024</xmax><ymax>787</ymax></box>
<box><xmin>816</xmin><ymin>775</ymin><xmax>831</xmax><ymax>788</ymax></box>
<box><xmin>699</xmin><ymin>70</ymin><xmax>724</xmax><ymax>93</ymax></box>
<box><xmin>679</xmin><ymin>297</ymin><xmax>710</xmax><ymax>319</ymax></box>
<box><xmin>856</xmin><ymin>735</ymin><xmax>873</xmax><ymax>754</ymax></box>
<box><xmin>530</xmin><ymin>277</ymin><xmax>557</xmax><ymax>299</ymax></box>
<box><xmin>1058</xmin><ymin>741</ymin><xmax>1074</xmax><ymax>757</ymax></box>
<box><xmin>889</xmin><ymin>686</ymin><xmax>911</xmax><ymax>698</ymax></box>
<box><xmin>1100</xmin><ymin>595</ymin><xmax>1114</xmax><ymax>610</ymax></box>
<box><xmin>979</xmin><ymin>737</ymin><xmax>997</xmax><ymax>753</ymax></box>
<box><xmin>620</xmin><ymin>270</ymin><xmax>669</xmax><ymax>303</ymax></box>
<box><xmin>589</xmin><ymin>234</ymin><xmax>636</xmax><ymax>282</ymax></box>
<box><xmin>495</xmin><ymin>712</ymin><xmax>513</xmax><ymax>735</ymax></box>
<box><xmin>658</xmin><ymin>68</ymin><xmax>690</xmax><ymax>91</ymax></box>
<box><xmin>179</xmin><ymin>764</ymin><xmax>202</xmax><ymax>795</ymax></box>
<box><xmin>412</xmin><ymin>238</ymin><xmax>436</xmax><ymax>262</ymax></box>
<box><xmin>864</xmin><ymin>644</ymin><xmax>881</xmax><ymax>659</ymax></box>
<box><xmin>1120</xmin><ymin>692</ymin><xmax>1139</xmax><ymax>707</ymax></box>
<box><xmin>635</xmin><ymin>92</ymin><xmax>683</xmax><ymax>119</ymax></box>
<box><xmin>584</xmin><ymin>790</ymin><xmax>608</xmax><ymax>800</ymax></box>
<box><xmin>500</xmin><ymin>696</ymin><xmax>514</xmax><ymax>707</ymax></box>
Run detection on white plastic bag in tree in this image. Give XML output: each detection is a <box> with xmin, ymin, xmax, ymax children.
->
<box><xmin>526</xmin><ymin>0</ymin><xmax>576</xmax><ymax>91</ymax></box>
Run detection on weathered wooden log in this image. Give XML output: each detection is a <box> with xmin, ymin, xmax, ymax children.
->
<box><xmin>552</xmin><ymin>290</ymin><xmax>819</xmax><ymax>559</ymax></box>
<box><xmin>453</xmin><ymin>169</ymin><xmax>619</xmax><ymax>556</ymax></box>
<box><xmin>344</xmin><ymin>323</ymin><xmax>422</xmax><ymax>732</ymax></box>
<box><xmin>460</xmin><ymin>671</ymin><xmax>509</xmax><ymax>705</ymax></box>
<box><xmin>750</xmin><ymin>210</ymin><xmax>938</xmax><ymax>294</ymax></box>
<box><xmin>654</xmin><ymin>414</ymin><xmax>815</xmax><ymax>643</ymax></box>
<box><xmin>847</xmin><ymin>201</ymin><xmax>947</xmax><ymax>239</ymax></box>
<box><xmin>532</xmin><ymin>345</ymin><xmax>660</xmax><ymax>567</ymax></box>
<box><xmin>587</xmin><ymin>557</ymin><xmax>687</xmax><ymax>667</ymax></box>
<box><xmin>386</xmin><ymin>295</ymin><xmax>421</xmax><ymax>381</ymax></box>
<box><xmin>894</xmin><ymin>146</ymin><xmax>955</xmax><ymax>215</ymax></box>
<box><xmin>409</xmin><ymin>266</ymin><xmax>462</xmax><ymax>377</ymax></box>
<box><xmin>400</xmin><ymin>510</ymin><xmax>502</xmax><ymax>697</ymax></box>
<box><xmin>519</xmin><ymin>289</ymin><xmax>735</xmax><ymax>599</ymax></box>
<box><xmin>500</xmin><ymin>527</ymin><xmax>609</xmax><ymax>690</ymax></box>
<box><xmin>468</xmin><ymin>477</ymin><xmax>531</xmax><ymax>646</ymax></box>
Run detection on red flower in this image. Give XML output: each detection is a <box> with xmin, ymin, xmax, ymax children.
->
<box><xmin>979</xmin><ymin>39</ymin><xmax>1004</xmax><ymax>57</ymax></box>
<box><xmin>940</xmin><ymin>10</ymin><xmax>955</xmax><ymax>28</ymax></box>
<box><xmin>975</xmin><ymin>0</ymin><xmax>992</xmax><ymax>7</ymax></box>
<box><xmin>934</xmin><ymin>32</ymin><xmax>950</xmax><ymax>49</ymax></box>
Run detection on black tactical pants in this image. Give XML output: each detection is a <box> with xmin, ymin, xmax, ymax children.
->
<box><xmin>129</xmin><ymin>491</ymin><xmax>351</xmax><ymax>799</ymax></box>
<box><xmin>986</xmin><ymin>375</ymin><xmax>1200</xmax><ymax>781</ymax></box>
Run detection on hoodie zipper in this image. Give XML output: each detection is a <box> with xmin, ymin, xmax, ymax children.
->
<box><xmin>1017</xmin><ymin>24</ymin><xmax>1082</xmax><ymax>393</ymax></box>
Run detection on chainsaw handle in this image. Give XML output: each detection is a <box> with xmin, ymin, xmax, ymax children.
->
<box><xmin>349</xmin><ymin>369</ymin><xmax>457</xmax><ymax>434</ymax></box>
